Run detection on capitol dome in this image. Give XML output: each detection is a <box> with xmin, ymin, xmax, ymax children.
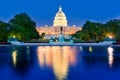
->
<box><xmin>53</xmin><ymin>6</ymin><xmax>68</xmax><ymax>27</ymax></box>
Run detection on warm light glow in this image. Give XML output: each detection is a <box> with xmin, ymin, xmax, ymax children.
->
<box><xmin>105</xmin><ymin>32</ymin><xmax>114</xmax><ymax>39</ymax></box>
<box><xmin>12</xmin><ymin>50</ymin><xmax>17</xmax><ymax>67</ymax></box>
<box><xmin>89</xmin><ymin>46</ymin><xmax>93</xmax><ymax>52</ymax></box>
<box><xmin>36</xmin><ymin>6</ymin><xmax>81</xmax><ymax>39</ymax></box>
<box><xmin>52</xmin><ymin>46</ymin><xmax>68</xmax><ymax>80</ymax></box>
<box><xmin>107</xmin><ymin>47</ymin><xmax>114</xmax><ymax>68</ymax></box>
<box><xmin>53</xmin><ymin>6</ymin><xmax>68</xmax><ymax>26</ymax></box>
<box><xmin>13</xmin><ymin>36</ymin><xmax>16</xmax><ymax>38</ymax></box>
<box><xmin>37</xmin><ymin>46</ymin><xmax>77</xmax><ymax>80</ymax></box>
<box><xmin>109</xmin><ymin>36</ymin><xmax>113</xmax><ymax>39</ymax></box>
<box><xmin>8</xmin><ymin>33</ymin><xmax>22</xmax><ymax>39</ymax></box>
<box><xmin>37</xmin><ymin>47</ymin><xmax>45</xmax><ymax>67</ymax></box>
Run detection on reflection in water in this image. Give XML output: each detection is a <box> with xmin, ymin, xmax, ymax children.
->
<box><xmin>37</xmin><ymin>46</ymin><xmax>77</xmax><ymax>80</ymax></box>
<box><xmin>12</xmin><ymin>49</ymin><xmax>17</xmax><ymax>67</ymax></box>
<box><xmin>80</xmin><ymin>46</ymin><xmax>83</xmax><ymax>51</ymax></box>
<box><xmin>37</xmin><ymin>46</ymin><xmax>52</xmax><ymax>67</ymax></box>
<box><xmin>107</xmin><ymin>47</ymin><xmax>114</xmax><ymax>68</ymax></box>
<box><xmin>26</xmin><ymin>46</ymin><xmax>30</xmax><ymax>60</ymax></box>
<box><xmin>11</xmin><ymin>46</ymin><xmax>32</xmax><ymax>69</ymax></box>
<box><xmin>89</xmin><ymin>46</ymin><xmax>93</xmax><ymax>53</ymax></box>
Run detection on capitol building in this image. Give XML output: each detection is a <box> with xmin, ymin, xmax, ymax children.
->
<box><xmin>36</xmin><ymin>6</ymin><xmax>82</xmax><ymax>39</ymax></box>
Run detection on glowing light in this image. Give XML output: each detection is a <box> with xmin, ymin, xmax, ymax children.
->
<box><xmin>36</xmin><ymin>6</ymin><xmax>81</xmax><ymax>39</ymax></box>
<box><xmin>109</xmin><ymin>36</ymin><xmax>113</xmax><ymax>39</ymax></box>
<box><xmin>53</xmin><ymin>6</ymin><xmax>68</xmax><ymax>26</ymax></box>
<box><xmin>52</xmin><ymin>46</ymin><xmax>68</xmax><ymax>80</ymax></box>
<box><xmin>107</xmin><ymin>47</ymin><xmax>114</xmax><ymax>68</ymax></box>
<box><xmin>105</xmin><ymin>32</ymin><xmax>114</xmax><ymax>39</ymax></box>
<box><xmin>12</xmin><ymin>50</ymin><xmax>17</xmax><ymax>67</ymax></box>
<box><xmin>37</xmin><ymin>47</ymin><xmax>45</xmax><ymax>67</ymax></box>
<box><xmin>36</xmin><ymin>46</ymin><xmax>77</xmax><ymax>80</ymax></box>
<box><xmin>13</xmin><ymin>36</ymin><xmax>16</xmax><ymax>38</ymax></box>
<box><xmin>45</xmin><ymin>46</ymin><xmax>52</xmax><ymax>66</ymax></box>
<box><xmin>89</xmin><ymin>46</ymin><xmax>93</xmax><ymax>52</ymax></box>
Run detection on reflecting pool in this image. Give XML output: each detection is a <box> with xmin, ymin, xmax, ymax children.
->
<box><xmin>0</xmin><ymin>45</ymin><xmax>120</xmax><ymax>80</ymax></box>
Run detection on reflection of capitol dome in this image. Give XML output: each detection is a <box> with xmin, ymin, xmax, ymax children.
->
<box><xmin>53</xmin><ymin>6</ymin><xmax>68</xmax><ymax>26</ymax></box>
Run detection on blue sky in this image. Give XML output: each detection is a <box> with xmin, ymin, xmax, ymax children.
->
<box><xmin>0</xmin><ymin>0</ymin><xmax>120</xmax><ymax>27</ymax></box>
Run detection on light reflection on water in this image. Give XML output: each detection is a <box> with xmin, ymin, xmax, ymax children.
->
<box><xmin>80</xmin><ymin>46</ymin><xmax>83</xmax><ymax>51</ymax></box>
<box><xmin>37</xmin><ymin>46</ymin><xmax>77</xmax><ymax>80</ymax></box>
<box><xmin>107</xmin><ymin>46</ymin><xmax>114</xmax><ymax>68</ymax></box>
<box><xmin>1</xmin><ymin>46</ymin><xmax>120</xmax><ymax>80</ymax></box>
<box><xmin>12</xmin><ymin>49</ymin><xmax>17</xmax><ymax>67</ymax></box>
<box><xmin>89</xmin><ymin>46</ymin><xmax>93</xmax><ymax>53</ymax></box>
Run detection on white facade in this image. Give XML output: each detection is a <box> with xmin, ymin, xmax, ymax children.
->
<box><xmin>36</xmin><ymin>5</ymin><xmax>82</xmax><ymax>39</ymax></box>
<box><xmin>53</xmin><ymin>6</ymin><xmax>68</xmax><ymax>27</ymax></box>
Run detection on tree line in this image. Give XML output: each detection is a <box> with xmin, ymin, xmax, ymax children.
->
<box><xmin>1</xmin><ymin>13</ymin><xmax>120</xmax><ymax>42</ymax></box>
<box><xmin>72</xmin><ymin>19</ymin><xmax>120</xmax><ymax>42</ymax></box>
<box><xmin>0</xmin><ymin>13</ymin><xmax>39</xmax><ymax>42</ymax></box>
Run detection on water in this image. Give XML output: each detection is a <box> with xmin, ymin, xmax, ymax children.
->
<box><xmin>0</xmin><ymin>45</ymin><xmax>120</xmax><ymax>80</ymax></box>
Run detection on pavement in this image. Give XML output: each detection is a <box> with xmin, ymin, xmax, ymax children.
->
<box><xmin>0</xmin><ymin>43</ymin><xmax>119</xmax><ymax>46</ymax></box>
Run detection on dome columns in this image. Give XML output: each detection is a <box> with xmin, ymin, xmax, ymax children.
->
<box><xmin>53</xmin><ymin>6</ymin><xmax>68</xmax><ymax>27</ymax></box>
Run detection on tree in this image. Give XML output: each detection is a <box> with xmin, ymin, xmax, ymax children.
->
<box><xmin>105</xmin><ymin>19</ymin><xmax>120</xmax><ymax>40</ymax></box>
<box><xmin>9</xmin><ymin>13</ymin><xmax>39</xmax><ymax>41</ymax></box>
<box><xmin>72</xmin><ymin>21</ymin><xmax>105</xmax><ymax>42</ymax></box>
<box><xmin>40</xmin><ymin>33</ymin><xmax>45</xmax><ymax>39</ymax></box>
<box><xmin>82</xmin><ymin>21</ymin><xmax>103</xmax><ymax>41</ymax></box>
<box><xmin>0</xmin><ymin>21</ymin><xmax>9</xmax><ymax>42</ymax></box>
<box><xmin>8</xmin><ymin>24</ymin><xmax>26</xmax><ymax>41</ymax></box>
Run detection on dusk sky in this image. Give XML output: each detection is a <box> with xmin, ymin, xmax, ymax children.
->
<box><xmin>0</xmin><ymin>0</ymin><xmax>120</xmax><ymax>27</ymax></box>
